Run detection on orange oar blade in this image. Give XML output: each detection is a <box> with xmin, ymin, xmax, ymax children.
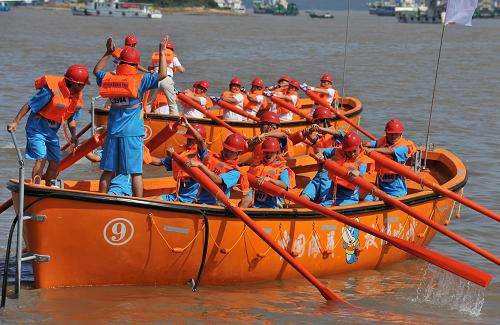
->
<box><xmin>170</xmin><ymin>152</ymin><xmax>348</xmax><ymax>304</ymax></box>
<box><xmin>302</xmin><ymin>87</ymin><xmax>377</xmax><ymax>140</ymax></box>
<box><xmin>324</xmin><ymin>160</ymin><xmax>500</xmax><ymax>265</ymax></box>
<box><xmin>265</xmin><ymin>93</ymin><xmax>313</xmax><ymax>122</ymax></box>
<box><xmin>368</xmin><ymin>151</ymin><xmax>500</xmax><ymax>223</ymax></box>
<box><xmin>215</xmin><ymin>99</ymin><xmax>260</xmax><ymax>122</ymax></box>
<box><xmin>248</xmin><ymin>174</ymin><xmax>494</xmax><ymax>288</ymax></box>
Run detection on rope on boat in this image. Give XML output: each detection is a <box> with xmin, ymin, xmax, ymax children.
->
<box><xmin>423</xmin><ymin>23</ymin><xmax>447</xmax><ymax>169</ymax></box>
<box><xmin>208</xmin><ymin>224</ymin><xmax>246</xmax><ymax>254</ymax></box>
<box><xmin>148</xmin><ymin>214</ymin><xmax>205</xmax><ymax>253</ymax></box>
<box><xmin>339</xmin><ymin>0</ymin><xmax>352</xmax><ymax>110</ymax></box>
<box><xmin>309</xmin><ymin>222</ymin><xmax>343</xmax><ymax>256</ymax></box>
<box><xmin>254</xmin><ymin>224</ymin><xmax>284</xmax><ymax>258</ymax></box>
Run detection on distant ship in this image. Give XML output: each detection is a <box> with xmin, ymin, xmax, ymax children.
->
<box><xmin>309</xmin><ymin>11</ymin><xmax>334</xmax><ymax>19</ymax></box>
<box><xmin>0</xmin><ymin>2</ymin><xmax>10</xmax><ymax>12</ymax></box>
<box><xmin>367</xmin><ymin>0</ymin><xmax>397</xmax><ymax>16</ymax></box>
<box><xmin>72</xmin><ymin>0</ymin><xmax>163</xmax><ymax>19</ymax></box>
<box><xmin>213</xmin><ymin>0</ymin><xmax>247</xmax><ymax>14</ymax></box>
<box><xmin>473</xmin><ymin>0</ymin><xmax>500</xmax><ymax>18</ymax></box>
<box><xmin>395</xmin><ymin>0</ymin><xmax>445</xmax><ymax>23</ymax></box>
<box><xmin>252</xmin><ymin>0</ymin><xmax>299</xmax><ymax>16</ymax></box>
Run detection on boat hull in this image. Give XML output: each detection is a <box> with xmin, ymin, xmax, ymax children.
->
<box><xmin>94</xmin><ymin>97</ymin><xmax>363</xmax><ymax>157</ymax></box>
<box><xmin>8</xmin><ymin>149</ymin><xmax>466</xmax><ymax>289</ymax></box>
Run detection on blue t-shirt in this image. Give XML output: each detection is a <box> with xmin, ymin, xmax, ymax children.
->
<box><xmin>161</xmin><ymin>156</ymin><xmax>200</xmax><ymax>203</ymax></box>
<box><xmin>378</xmin><ymin>145</ymin><xmax>410</xmax><ymax>197</ymax></box>
<box><xmin>95</xmin><ymin>71</ymin><xmax>159</xmax><ymax>137</ymax></box>
<box><xmin>253</xmin><ymin>169</ymin><xmax>290</xmax><ymax>208</ymax></box>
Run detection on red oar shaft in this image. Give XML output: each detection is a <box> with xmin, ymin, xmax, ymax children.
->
<box><xmin>170</xmin><ymin>152</ymin><xmax>347</xmax><ymax>303</ymax></box>
<box><xmin>145</xmin><ymin>122</ymin><xmax>179</xmax><ymax>151</ymax></box>
<box><xmin>0</xmin><ymin>198</ymin><xmax>13</xmax><ymax>215</ymax></box>
<box><xmin>302</xmin><ymin>88</ymin><xmax>377</xmax><ymax>140</ymax></box>
<box><xmin>247</xmin><ymin>174</ymin><xmax>493</xmax><ymax>287</ymax></box>
<box><xmin>215</xmin><ymin>99</ymin><xmax>260</xmax><ymax>122</ymax></box>
<box><xmin>58</xmin><ymin>131</ymin><xmax>107</xmax><ymax>172</ymax></box>
<box><xmin>324</xmin><ymin>160</ymin><xmax>500</xmax><ymax>265</ymax></box>
<box><xmin>177</xmin><ymin>93</ymin><xmax>245</xmax><ymax>138</ymax></box>
<box><xmin>368</xmin><ymin>151</ymin><xmax>500</xmax><ymax>223</ymax></box>
<box><xmin>61</xmin><ymin>122</ymin><xmax>92</xmax><ymax>151</ymax></box>
<box><xmin>265</xmin><ymin>94</ymin><xmax>313</xmax><ymax>123</ymax></box>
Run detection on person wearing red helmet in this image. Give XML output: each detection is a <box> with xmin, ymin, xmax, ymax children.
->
<box><xmin>244</xmin><ymin>77</ymin><xmax>268</xmax><ymax>118</ymax></box>
<box><xmin>364</xmin><ymin>119</ymin><xmax>417</xmax><ymax>197</ymax></box>
<box><xmin>298</xmin><ymin>106</ymin><xmax>344</xmax><ymax>151</ymax></box>
<box><xmin>93</xmin><ymin>37</ymin><xmax>168</xmax><ymax>197</ymax></box>
<box><xmin>111</xmin><ymin>34</ymin><xmax>149</xmax><ymax>73</ymax></box>
<box><xmin>268</xmin><ymin>75</ymin><xmax>291</xmax><ymax>92</ymax></box>
<box><xmin>240</xmin><ymin>137</ymin><xmax>294</xmax><ymax>209</ymax></box>
<box><xmin>307</xmin><ymin>73</ymin><xmax>339</xmax><ymax>115</ymax></box>
<box><xmin>301</xmin><ymin>132</ymin><xmax>374</xmax><ymax>207</ymax></box>
<box><xmin>181</xmin><ymin>80</ymin><xmax>213</xmax><ymax>118</ymax></box>
<box><xmin>185</xmin><ymin>131</ymin><xmax>249</xmax><ymax>205</ymax></box>
<box><xmin>270</xmin><ymin>79</ymin><xmax>301</xmax><ymax>122</ymax></box>
<box><xmin>7</xmin><ymin>64</ymin><xmax>90</xmax><ymax>184</ymax></box>
<box><xmin>220</xmin><ymin>77</ymin><xmax>246</xmax><ymax>121</ymax></box>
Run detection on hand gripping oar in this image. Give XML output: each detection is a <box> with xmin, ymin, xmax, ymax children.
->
<box><xmin>145</xmin><ymin>121</ymin><xmax>179</xmax><ymax>151</ymax></box>
<box><xmin>176</xmin><ymin>92</ymin><xmax>246</xmax><ymax>138</ymax></box>
<box><xmin>368</xmin><ymin>151</ymin><xmax>500</xmax><ymax>223</ymax></box>
<box><xmin>301</xmin><ymin>85</ymin><xmax>377</xmax><ymax>140</ymax></box>
<box><xmin>212</xmin><ymin>97</ymin><xmax>260</xmax><ymax>123</ymax></box>
<box><xmin>263</xmin><ymin>91</ymin><xmax>313</xmax><ymax>123</ymax></box>
<box><xmin>170</xmin><ymin>152</ymin><xmax>347</xmax><ymax>303</ymax></box>
<box><xmin>324</xmin><ymin>160</ymin><xmax>500</xmax><ymax>265</ymax></box>
<box><xmin>61</xmin><ymin>122</ymin><xmax>92</xmax><ymax>151</ymax></box>
<box><xmin>58</xmin><ymin>131</ymin><xmax>107</xmax><ymax>172</ymax></box>
<box><xmin>246</xmin><ymin>174</ymin><xmax>493</xmax><ymax>287</ymax></box>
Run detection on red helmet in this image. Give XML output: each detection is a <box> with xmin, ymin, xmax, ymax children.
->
<box><xmin>185</xmin><ymin>123</ymin><xmax>207</xmax><ymax>139</ymax></box>
<box><xmin>229</xmin><ymin>77</ymin><xmax>242</xmax><ymax>87</ymax></box>
<box><xmin>288</xmin><ymin>79</ymin><xmax>300</xmax><ymax>90</ymax></box>
<box><xmin>320</xmin><ymin>73</ymin><xmax>333</xmax><ymax>83</ymax></box>
<box><xmin>119</xmin><ymin>46</ymin><xmax>141</xmax><ymax>65</ymax></box>
<box><xmin>223</xmin><ymin>133</ymin><xmax>247</xmax><ymax>152</ymax></box>
<box><xmin>260</xmin><ymin>111</ymin><xmax>280</xmax><ymax>125</ymax></box>
<box><xmin>65</xmin><ymin>64</ymin><xmax>90</xmax><ymax>85</ymax></box>
<box><xmin>261</xmin><ymin>137</ymin><xmax>281</xmax><ymax>153</ymax></box>
<box><xmin>385</xmin><ymin>119</ymin><xmax>405</xmax><ymax>134</ymax></box>
<box><xmin>165</xmin><ymin>40</ymin><xmax>175</xmax><ymax>50</ymax></box>
<box><xmin>197</xmin><ymin>80</ymin><xmax>210</xmax><ymax>90</ymax></box>
<box><xmin>342</xmin><ymin>132</ymin><xmax>362</xmax><ymax>152</ymax></box>
<box><xmin>124</xmin><ymin>34</ymin><xmax>138</xmax><ymax>46</ymax></box>
<box><xmin>251</xmin><ymin>78</ymin><xmax>265</xmax><ymax>88</ymax></box>
<box><xmin>312</xmin><ymin>106</ymin><xmax>334</xmax><ymax>121</ymax></box>
<box><xmin>278</xmin><ymin>75</ymin><xmax>291</xmax><ymax>83</ymax></box>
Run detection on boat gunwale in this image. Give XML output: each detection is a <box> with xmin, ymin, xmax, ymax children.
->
<box><xmin>6</xmin><ymin>149</ymin><xmax>467</xmax><ymax>220</ymax></box>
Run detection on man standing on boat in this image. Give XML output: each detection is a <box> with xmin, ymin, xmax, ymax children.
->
<box><xmin>157</xmin><ymin>39</ymin><xmax>185</xmax><ymax>115</ymax></box>
<box><xmin>94</xmin><ymin>37</ymin><xmax>167</xmax><ymax>197</ymax></box>
<box><xmin>301</xmin><ymin>132</ymin><xmax>374</xmax><ymax>206</ymax></box>
<box><xmin>364</xmin><ymin>119</ymin><xmax>416</xmax><ymax>197</ymax></box>
<box><xmin>307</xmin><ymin>73</ymin><xmax>339</xmax><ymax>115</ymax></box>
<box><xmin>7</xmin><ymin>64</ymin><xmax>90</xmax><ymax>184</ymax></box>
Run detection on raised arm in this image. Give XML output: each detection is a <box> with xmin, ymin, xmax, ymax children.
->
<box><xmin>94</xmin><ymin>37</ymin><xmax>115</xmax><ymax>76</ymax></box>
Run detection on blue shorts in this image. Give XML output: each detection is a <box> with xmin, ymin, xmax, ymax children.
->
<box><xmin>108</xmin><ymin>174</ymin><xmax>133</xmax><ymax>196</ymax></box>
<box><xmin>100</xmin><ymin>136</ymin><xmax>143</xmax><ymax>174</ymax></box>
<box><xmin>25</xmin><ymin>114</ymin><xmax>61</xmax><ymax>162</ymax></box>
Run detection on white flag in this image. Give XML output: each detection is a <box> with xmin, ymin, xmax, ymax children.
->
<box><xmin>445</xmin><ymin>0</ymin><xmax>479</xmax><ymax>26</ymax></box>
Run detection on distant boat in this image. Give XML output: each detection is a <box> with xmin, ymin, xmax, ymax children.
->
<box><xmin>395</xmin><ymin>0</ymin><xmax>445</xmax><ymax>24</ymax></box>
<box><xmin>72</xmin><ymin>1</ymin><xmax>163</xmax><ymax>19</ymax></box>
<box><xmin>0</xmin><ymin>2</ymin><xmax>10</xmax><ymax>12</ymax></box>
<box><xmin>473</xmin><ymin>0</ymin><xmax>496</xmax><ymax>18</ymax></box>
<box><xmin>309</xmin><ymin>11</ymin><xmax>334</xmax><ymax>19</ymax></box>
<box><xmin>252</xmin><ymin>0</ymin><xmax>298</xmax><ymax>16</ymax></box>
<box><xmin>367</xmin><ymin>0</ymin><xmax>396</xmax><ymax>16</ymax></box>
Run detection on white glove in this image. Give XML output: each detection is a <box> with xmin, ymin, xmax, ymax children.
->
<box><xmin>263</xmin><ymin>90</ymin><xmax>273</xmax><ymax>97</ymax></box>
<box><xmin>300</xmin><ymin>83</ymin><xmax>309</xmax><ymax>91</ymax></box>
<box><xmin>210</xmin><ymin>96</ymin><xmax>221</xmax><ymax>102</ymax></box>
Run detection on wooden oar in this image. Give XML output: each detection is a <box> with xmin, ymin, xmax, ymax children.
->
<box><xmin>301</xmin><ymin>87</ymin><xmax>377</xmax><ymax>140</ymax></box>
<box><xmin>61</xmin><ymin>122</ymin><xmax>92</xmax><ymax>151</ymax></box>
<box><xmin>213</xmin><ymin>97</ymin><xmax>260</xmax><ymax>123</ymax></box>
<box><xmin>247</xmin><ymin>174</ymin><xmax>493</xmax><ymax>288</ymax></box>
<box><xmin>0</xmin><ymin>198</ymin><xmax>13</xmax><ymax>216</ymax></box>
<box><xmin>170</xmin><ymin>152</ymin><xmax>348</xmax><ymax>303</ymax></box>
<box><xmin>264</xmin><ymin>92</ymin><xmax>313</xmax><ymax>123</ymax></box>
<box><xmin>145</xmin><ymin>121</ymin><xmax>179</xmax><ymax>151</ymax></box>
<box><xmin>58</xmin><ymin>131</ymin><xmax>107</xmax><ymax>172</ymax></box>
<box><xmin>324</xmin><ymin>160</ymin><xmax>500</xmax><ymax>265</ymax></box>
<box><xmin>368</xmin><ymin>151</ymin><xmax>500</xmax><ymax>223</ymax></box>
<box><xmin>177</xmin><ymin>92</ymin><xmax>246</xmax><ymax>139</ymax></box>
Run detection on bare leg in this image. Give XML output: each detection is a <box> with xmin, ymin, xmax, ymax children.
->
<box><xmin>238</xmin><ymin>192</ymin><xmax>253</xmax><ymax>208</ymax></box>
<box><xmin>43</xmin><ymin>160</ymin><xmax>59</xmax><ymax>185</ymax></box>
<box><xmin>131</xmin><ymin>173</ymin><xmax>143</xmax><ymax>197</ymax></box>
<box><xmin>32</xmin><ymin>159</ymin><xmax>46</xmax><ymax>184</ymax></box>
<box><xmin>99</xmin><ymin>171</ymin><xmax>114</xmax><ymax>193</ymax></box>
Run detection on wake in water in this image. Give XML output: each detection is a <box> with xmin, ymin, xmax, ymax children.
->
<box><xmin>413</xmin><ymin>265</ymin><xmax>485</xmax><ymax>317</ymax></box>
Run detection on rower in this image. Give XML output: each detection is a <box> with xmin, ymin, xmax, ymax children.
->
<box><xmin>7</xmin><ymin>64</ymin><xmax>90</xmax><ymax>185</ymax></box>
<box><xmin>181</xmin><ymin>80</ymin><xmax>213</xmax><ymax>118</ymax></box>
<box><xmin>268</xmin><ymin>75</ymin><xmax>291</xmax><ymax>92</ymax></box>
<box><xmin>221</xmin><ymin>77</ymin><xmax>246</xmax><ymax>121</ymax></box>
<box><xmin>301</xmin><ymin>132</ymin><xmax>374</xmax><ymax>206</ymax></box>
<box><xmin>94</xmin><ymin>37</ymin><xmax>167</xmax><ymax>197</ymax></box>
<box><xmin>148</xmin><ymin>119</ymin><xmax>205</xmax><ymax>203</ymax></box>
<box><xmin>244</xmin><ymin>78</ymin><xmax>268</xmax><ymax>119</ymax></box>
<box><xmin>157</xmin><ymin>39</ymin><xmax>185</xmax><ymax>115</ymax></box>
<box><xmin>240</xmin><ymin>137</ymin><xmax>293</xmax><ymax>209</ymax></box>
<box><xmin>111</xmin><ymin>34</ymin><xmax>149</xmax><ymax>73</ymax></box>
<box><xmin>307</xmin><ymin>73</ymin><xmax>339</xmax><ymax>115</ymax></box>
<box><xmin>300</xmin><ymin>106</ymin><xmax>344</xmax><ymax>150</ymax></box>
<box><xmin>185</xmin><ymin>133</ymin><xmax>249</xmax><ymax>205</ymax></box>
<box><xmin>364</xmin><ymin>119</ymin><xmax>417</xmax><ymax>197</ymax></box>
<box><xmin>270</xmin><ymin>79</ymin><xmax>301</xmax><ymax>122</ymax></box>
<box><xmin>245</xmin><ymin>111</ymin><xmax>294</xmax><ymax>165</ymax></box>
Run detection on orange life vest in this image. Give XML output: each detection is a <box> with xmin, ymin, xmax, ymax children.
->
<box><xmin>375</xmin><ymin>136</ymin><xmax>417</xmax><ymax>177</ymax></box>
<box><xmin>244</xmin><ymin>90</ymin><xmax>269</xmax><ymax>113</ymax></box>
<box><xmin>152</xmin><ymin>91</ymin><xmax>169</xmax><ymax>111</ymax></box>
<box><xmin>203</xmin><ymin>152</ymin><xmax>250</xmax><ymax>194</ymax></box>
<box><xmin>313</xmin><ymin>134</ymin><xmax>342</xmax><ymax>151</ymax></box>
<box><xmin>172</xmin><ymin>146</ymin><xmax>200</xmax><ymax>181</ymax></box>
<box><xmin>150</xmin><ymin>50</ymin><xmax>175</xmax><ymax>67</ymax></box>
<box><xmin>316</xmin><ymin>85</ymin><xmax>339</xmax><ymax>105</ymax></box>
<box><xmin>252</xmin><ymin>136</ymin><xmax>294</xmax><ymax>165</ymax></box>
<box><xmin>112</xmin><ymin>48</ymin><xmax>122</xmax><ymax>59</ymax></box>
<box><xmin>277</xmin><ymin>89</ymin><xmax>301</xmax><ymax>115</ymax></box>
<box><xmin>34</xmin><ymin>75</ymin><xmax>84</xmax><ymax>124</ymax></box>
<box><xmin>327</xmin><ymin>149</ymin><xmax>375</xmax><ymax>191</ymax></box>
<box><xmin>99</xmin><ymin>72</ymin><xmax>143</xmax><ymax>99</ymax></box>
<box><xmin>249</xmin><ymin>159</ymin><xmax>296</xmax><ymax>189</ymax></box>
